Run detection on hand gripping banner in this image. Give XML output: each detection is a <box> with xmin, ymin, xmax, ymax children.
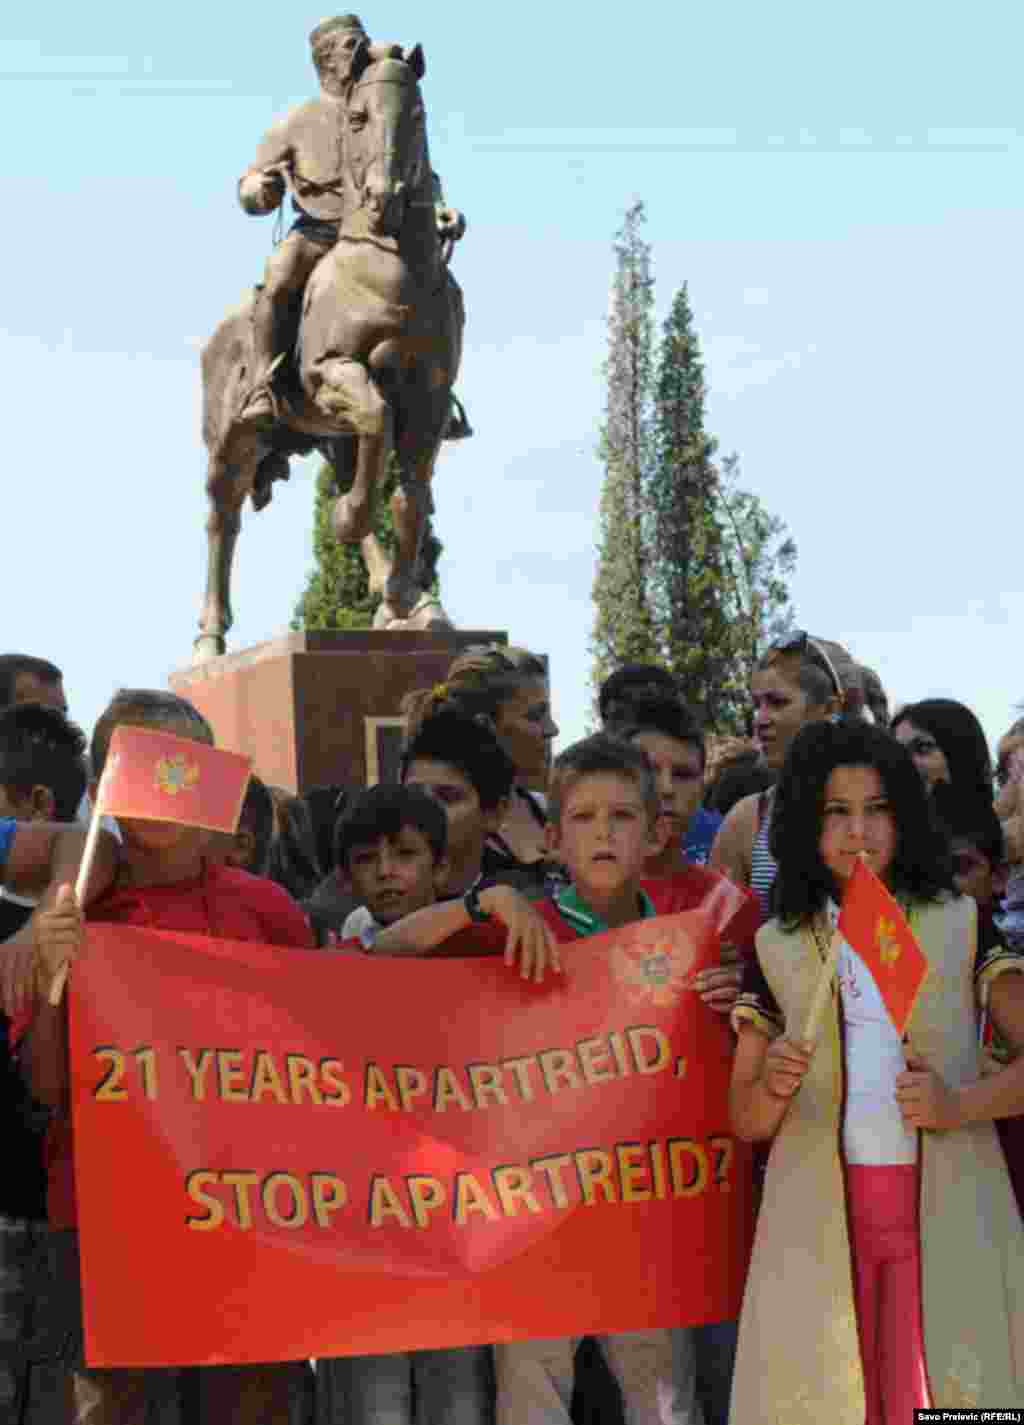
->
<box><xmin>69</xmin><ymin>912</ymin><xmax>754</xmax><ymax>1366</ymax></box>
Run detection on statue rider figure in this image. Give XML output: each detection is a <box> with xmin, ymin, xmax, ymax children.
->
<box><xmin>236</xmin><ymin>14</ymin><xmax>471</xmax><ymax>437</ymax></box>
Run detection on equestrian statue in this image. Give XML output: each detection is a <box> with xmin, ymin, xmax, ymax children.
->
<box><xmin>195</xmin><ymin>14</ymin><xmax>469</xmax><ymax>660</ymax></box>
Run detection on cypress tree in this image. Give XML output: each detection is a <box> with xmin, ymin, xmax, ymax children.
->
<box><xmin>649</xmin><ymin>282</ymin><xmax>732</xmax><ymax>726</ymax></box>
<box><xmin>715</xmin><ymin>451</ymin><xmax>797</xmax><ymax>724</ymax></box>
<box><xmin>591</xmin><ymin>202</ymin><xmax>660</xmax><ymax>699</ymax></box>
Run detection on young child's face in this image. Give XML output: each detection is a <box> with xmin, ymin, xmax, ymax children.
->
<box><xmin>630</xmin><ymin>730</ymin><xmax>703</xmax><ymax>833</ymax></box>
<box><xmin>818</xmin><ymin>764</ymin><xmax>897</xmax><ymax>888</ymax></box>
<box><xmin>548</xmin><ymin>772</ymin><xmax>656</xmax><ymax>899</ymax></box>
<box><xmin>344</xmin><ymin>826</ymin><xmax>444</xmax><ymax>926</ymax></box>
<box><xmin>951</xmin><ymin>838</ymin><xmax>1003</xmax><ymax>909</ymax></box>
<box><xmin>116</xmin><ymin>818</ymin><xmax>209</xmax><ymax>858</ymax></box>
<box><xmin>403</xmin><ymin>757</ymin><xmax>497</xmax><ymax>868</ymax></box>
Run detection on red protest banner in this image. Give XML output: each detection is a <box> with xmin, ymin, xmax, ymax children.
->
<box><xmin>69</xmin><ymin>913</ymin><xmax>753</xmax><ymax>1368</ymax></box>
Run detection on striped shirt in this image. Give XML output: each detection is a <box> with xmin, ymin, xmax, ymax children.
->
<box><xmin>749</xmin><ymin>789</ymin><xmax>777</xmax><ymax>918</ymax></box>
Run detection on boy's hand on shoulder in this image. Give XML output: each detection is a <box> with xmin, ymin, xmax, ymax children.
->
<box><xmin>478</xmin><ymin>885</ymin><xmax>563</xmax><ymax>985</ymax></box>
<box><xmin>33</xmin><ymin>884</ymin><xmax>84</xmax><ymax>997</ymax></box>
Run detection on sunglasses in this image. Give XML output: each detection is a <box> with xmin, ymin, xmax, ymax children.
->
<box><xmin>905</xmin><ymin>736</ymin><xmax>940</xmax><ymax>759</ymax></box>
<box><xmin>771</xmin><ymin>631</ymin><xmax>843</xmax><ymax>701</ymax></box>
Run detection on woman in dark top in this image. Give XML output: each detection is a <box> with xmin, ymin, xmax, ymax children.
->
<box><xmin>403</xmin><ymin>645</ymin><xmax>562</xmax><ymax>897</ymax></box>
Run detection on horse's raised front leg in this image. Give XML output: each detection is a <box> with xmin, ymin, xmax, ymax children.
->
<box><xmin>194</xmin><ymin>459</ymin><xmax>246</xmax><ymax>662</ymax></box>
<box><xmin>307</xmin><ymin>357</ymin><xmax>392</xmax><ymax>542</ymax></box>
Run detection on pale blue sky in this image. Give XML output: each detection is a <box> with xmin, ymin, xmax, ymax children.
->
<box><xmin>3</xmin><ymin>2</ymin><xmax>1022</xmax><ymax>762</ymax></box>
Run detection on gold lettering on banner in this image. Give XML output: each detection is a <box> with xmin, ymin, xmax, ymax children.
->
<box><xmin>492</xmin><ymin>1165</ymin><xmax>543</xmax><ymax>1216</ymax></box>
<box><xmin>453</xmin><ymin>1173</ymin><xmax>500</xmax><ymax>1224</ymax></box>
<box><xmin>575</xmin><ymin>1149</ymin><xmax>617</xmax><ymax>1204</ymax></box>
<box><xmin>178</xmin><ymin>1048</ymin><xmax>214</xmax><ymax>1101</ymax></box>
<box><xmin>407</xmin><ymin>1175</ymin><xmax>446</xmax><ymax>1228</ymax></box>
<box><xmin>93</xmin><ymin>1048</ymin><xmax>127</xmax><ymax>1102</ymax></box>
<box><xmin>433</xmin><ymin>1066</ymin><xmax>473</xmax><ymax>1112</ymax></box>
<box><xmin>617</xmin><ymin>1143</ymin><xmax>652</xmax><ymax>1202</ymax></box>
<box><xmin>668</xmin><ymin>1139</ymin><xmax>709</xmax><ymax>1197</ymax></box>
<box><xmin>250</xmin><ymin>1051</ymin><xmax>288</xmax><ymax>1104</ymax></box>
<box><xmin>364</xmin><ymin>1064</ymin><xmax>400</xmax><ymax>1111</ymax></box>
<box><xmin>369</xmin><ymin>1176</ymin><xmax>411</xmax><ymax>1228</ymax></box>
<box><xmin>185</xmin><ymin>1171</ymin><xmax>224</xmax><ymax>1230</ymax></box>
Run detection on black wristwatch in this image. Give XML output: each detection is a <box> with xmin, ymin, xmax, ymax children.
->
<box><xmin>463</xmin><ymin>883</ymin><xmax>492</xmax><ymax>924</ymax></box>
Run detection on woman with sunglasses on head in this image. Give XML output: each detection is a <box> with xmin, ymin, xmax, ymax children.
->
<box><xmin>709</xmin><ymin>633</ymin><xmax>845</xmax><ymax>916</ymax></box>
<box><xmin>729</xmin><ymin>719</ymin><xmax>1024</xmax><ymax>1423</ymax></box>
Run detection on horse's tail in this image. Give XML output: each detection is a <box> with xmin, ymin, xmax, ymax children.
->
<box><xmin>200</xmin><ymin>298</ymin><xmax>253</xmax><ymax>458</ymax></box>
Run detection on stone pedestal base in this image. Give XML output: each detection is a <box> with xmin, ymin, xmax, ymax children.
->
<box><xmin>169</xmin><ymin>629</ymin><xmax>507</xmax><ymax>795</ymax></box>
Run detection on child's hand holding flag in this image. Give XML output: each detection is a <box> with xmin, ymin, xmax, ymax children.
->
<box><xmin>36</xmin><ymin>884</ymin><xmax>84</xmax><ymax>1000</ymax></box>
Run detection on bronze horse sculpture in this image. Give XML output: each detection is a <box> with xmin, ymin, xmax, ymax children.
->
<box><xmin>195</xmin><ymin>40</ymin><xmax>464</xmax><ymax>660</ymax></box>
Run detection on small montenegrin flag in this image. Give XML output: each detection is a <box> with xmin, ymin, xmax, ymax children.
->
<box><xmin>96</xmin><ymin>726</ymin><xmax>251</xmax><ymax>834</ymax></box>
<box><xmin>837</xmin><ymin>857</ymin><xmax>928</xmax><ymax>1036</ymax></box>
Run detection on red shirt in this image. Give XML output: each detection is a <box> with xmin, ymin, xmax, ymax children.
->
<box><xmin>534</xmin><ymin>866</ymin><xmax>760</xmax><ymax>947</ymax></box>
<box><xmin>435</xmin><ymin>866</ymin><xmax>760</xmax><ymax>955</ymax></box>
<box><xmin>645</xmin><ymin>866</ymin><xmax>761</xmax><ymax>952</ymax></box>
<box><xmin>30</xmin><ymin>862</ymin><xmax>314</xmax><ymax>1228</ymax></box>
<box><xmin>87</xmin><ymin>861</ymin><xmax>314</xmax><ymax>949</ymax></box>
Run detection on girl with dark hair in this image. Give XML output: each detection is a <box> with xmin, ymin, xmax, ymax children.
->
<box><xmin>264</xmin><ymin>789</ymin><xmax>323</xmax><ymax>903</ymax></box>
<box><xmin>891</xmin><ymin>697</ymin><xmax>993</xmax><ymax>801</ymax></box>
<box><xmin>709</xmin><ymin>633</ymin><xmax>844</xmax><ymax>915</ymax></box>
<box><xmin>995</xmin><ymin>717</ymin><xmax>1024</xmax><ymax>947</ymax></box>
<box><xmin>728</xmin><ymin>720</ymin><xmax>1024</xmax><ymax>1422</ymax></box>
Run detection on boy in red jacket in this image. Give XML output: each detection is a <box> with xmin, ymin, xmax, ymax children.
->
<box><xmin>25</xmin><ymin>689</ymin><xmax>312</xmax><ymax>1424</ymax></box>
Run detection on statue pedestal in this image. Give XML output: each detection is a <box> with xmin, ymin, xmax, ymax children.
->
<box><xmin>169</xmin><ymin>629</ymin><xmax>507</xmax><ymax>794</ymax></box>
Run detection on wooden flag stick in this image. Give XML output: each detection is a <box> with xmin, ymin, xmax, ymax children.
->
<box><xmin>803</xmin><ymin>921</ymin><xmax>841</xmax><ymax>1045</ymax></box>
<box><xmin>46</xmin><ymin>800</ymin><xmax>106</xmax><ymax>1008</ymax></box>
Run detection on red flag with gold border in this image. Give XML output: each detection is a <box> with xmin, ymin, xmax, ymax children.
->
<box><xmin>837</xmin><ymin>857</ymin><xmax>928</xmax><ymax>1035</ymax></box>
<box><xmin>96</xmin><ymin>726</ymin><xmax>251</xmax><ymax>833</ymax></box>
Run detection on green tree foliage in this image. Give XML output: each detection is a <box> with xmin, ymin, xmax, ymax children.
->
<box><xmin>591</xmin><ymin>201</ymin><xmax>659</xmax><ymax>697</ymax></box>
<box><xmin>649</xmin><ymin>282</ymin><xmax>733</xmax><ymax>727</ymax></box>
<box><xmin>292</xmin><ymin>453</ymin><xmax>442</xmax><ymax>631</ymax></box>
<box><xmin>715</xmin><ymin>451</ymin><xmax>797</xmax><ymax>723</ymax></box>
<box><xmin>591</xmin><ymin>208</ymin><xmax>797</xmax><ymax>731</ymax></box>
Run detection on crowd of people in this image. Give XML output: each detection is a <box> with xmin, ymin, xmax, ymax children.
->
<box><xmin>1</xmin><ymin>637</ymin><xmax>1023</xmax><ymax>1423</ymax></box>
